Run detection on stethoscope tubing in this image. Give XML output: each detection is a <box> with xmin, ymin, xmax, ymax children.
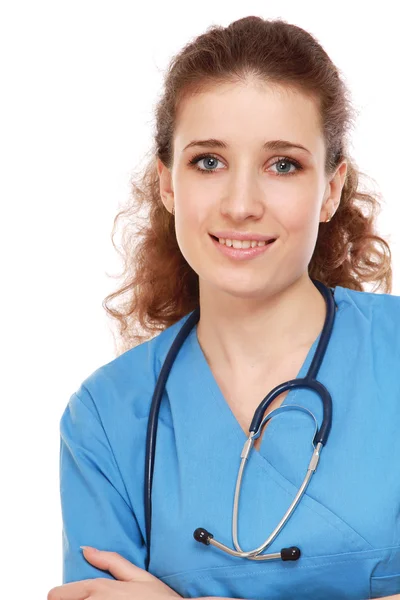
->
<box><xmin>144</xmin><ymin>304</ymin><xmax>201</xmax><ymax>570</ymax></box>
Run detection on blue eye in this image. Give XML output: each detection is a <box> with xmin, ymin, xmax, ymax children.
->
<box><xmin>188</xmin><ymin>155</ymin><xmax>222</xmax><ymax>174</ymax></box>
<box><xmin>187</xmin><ymin>153</ymin><xmax>303</xmax><ymax>176</ymax></box>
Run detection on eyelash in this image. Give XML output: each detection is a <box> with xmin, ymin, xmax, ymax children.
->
<box><xmin>187</xmin><ymin>153</ymin><xmax>303</xmax><ymax>177</ymax></box>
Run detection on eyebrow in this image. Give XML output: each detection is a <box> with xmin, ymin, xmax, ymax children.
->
<box><xmin>182</xmin><ymin>138</ymin><xmax>311</xmax><ymax>155</ymax></box>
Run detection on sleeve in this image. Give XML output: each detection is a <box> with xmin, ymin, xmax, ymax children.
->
<box><xmin>59</xmin><ymin>388</ymin><xmax>147</xmax><ymax>583</ymax></box>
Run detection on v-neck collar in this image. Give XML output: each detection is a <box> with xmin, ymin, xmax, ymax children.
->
<box><xmin>186</xmin><ymin>285</ymin><xmax>345</xmax><ymax>462</ymax></box>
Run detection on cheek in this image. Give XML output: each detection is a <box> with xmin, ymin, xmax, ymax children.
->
<box><xmin>286</xmin><ymin>204</ymin><xmax>321</xmax><ymax>258</ymax></box>
<box><xmin>174</xmin><ymin>184</ymin><xmax>210</xmax><ymax>238</ymax></box>
<box><xmin>278</xmin><ymin>191</ymin><xmax>319</xmax><ymax>233</ymax></box>
<box><xmin>174</xmin><ymin>201</ymin><xmax>206</xmax><ymax>267</ymax></box>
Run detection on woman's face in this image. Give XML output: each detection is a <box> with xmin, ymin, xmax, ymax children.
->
<box><xmin>158</xmin><ymin>80</ymin><xmax>347</xmax><ymax>300</ymax></box>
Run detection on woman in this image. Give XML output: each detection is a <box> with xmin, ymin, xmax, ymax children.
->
<box><xmin>49</xmin><ymin>15</ymin><xmax>400</xmax><ymax>600</ymax></box>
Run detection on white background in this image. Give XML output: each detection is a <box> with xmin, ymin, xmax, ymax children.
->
<box><xmin>1</xmin><ymin>1</ymin><xmax>399</xmax><ymax>598</ymax></box>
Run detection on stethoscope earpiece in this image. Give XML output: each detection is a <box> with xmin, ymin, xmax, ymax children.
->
<box><xmin>281</xmin><ymin>546</ymin><xmax>301</xmax><ymax>561</ymax></box>
<box><xmin>193</xmin><ymin>527</ymin><xmax>213</xmax><ymax>545</ymax></box>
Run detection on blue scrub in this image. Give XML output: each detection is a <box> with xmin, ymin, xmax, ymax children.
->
<box><xmin>59</xmin><ymin>285</ymin><xmax>400</xmax><ymax>599</ymax></box>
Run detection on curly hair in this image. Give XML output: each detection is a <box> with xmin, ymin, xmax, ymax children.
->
<box><xmin>103</xmin><ymin>16</ymin><xmax>392</xmax><ymax>355</ymax></box>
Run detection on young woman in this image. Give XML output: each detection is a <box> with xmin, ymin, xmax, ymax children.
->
<box><xmin>49</xmin><ymin>15</ymin><xmax>400</xmax><ymax>600</ymax></box>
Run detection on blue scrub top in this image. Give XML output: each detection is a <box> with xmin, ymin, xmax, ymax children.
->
<box><xmin>59</xmin><ymin>285</ymin><xmax>400</xmax><ymax>599</ymax></box>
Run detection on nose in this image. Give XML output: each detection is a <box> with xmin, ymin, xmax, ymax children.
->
<box><xmin>219</xmin><ymin>167</ymin><xmax>265</xmax><ymax>221</ymax></box>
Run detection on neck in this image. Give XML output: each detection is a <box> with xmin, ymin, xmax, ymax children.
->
<box><xmin>196</xmin><ymin>275</ymin><xmax>328</xmax><ymax>377</ymax></box>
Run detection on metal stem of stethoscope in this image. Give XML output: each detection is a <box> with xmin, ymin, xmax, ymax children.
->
<box><xmin>193</xmin><ymin>279</ymin><xmax>336</xmax><ymax>561</ymax></box>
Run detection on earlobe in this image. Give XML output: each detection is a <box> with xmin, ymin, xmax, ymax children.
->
<box><xmin>320</xmin><ymin>204</ymin><xmax>333</xmax><ymax>223</ymax></box>
<box><xmin>320</xmin><ymin>187</ymin><xmax>332</xmax><ymax>224</ymax></box>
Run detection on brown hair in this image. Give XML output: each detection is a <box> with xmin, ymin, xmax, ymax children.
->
<box><xmin>103</xmin><ymin>16</ymin><xmax>392</xmax><ymax>355</ymax></box>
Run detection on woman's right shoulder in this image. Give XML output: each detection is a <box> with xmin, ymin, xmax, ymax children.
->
<box><xmin>66</xmin><ymin>311</ymin><xmax>195</xmax><ymax>426</ymax></box>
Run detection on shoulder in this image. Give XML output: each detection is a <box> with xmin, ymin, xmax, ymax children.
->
<box><xmin>337</xmin><ymin>284</ymin><xmax>400</xmax><ymax>323</ymax></box>
<box><xmin>336</xmin><ymin>284</ymin><xmax>400</xmax><ymax>356</ymax></box>
<box><xmin>69</xmin><ymin>311</ymin><xmax>196</xmax><ymax>423</ymax></box>
<box><xmin>337</xmin><ymin>284</ymin><xmax>400</xmax><ymax>313</ymax></box>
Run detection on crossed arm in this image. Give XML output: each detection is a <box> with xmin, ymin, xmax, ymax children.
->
<box><xmin>47</xmin><ymin>547</ymin><xmax>400</xmax><ymax>600</ymax></box>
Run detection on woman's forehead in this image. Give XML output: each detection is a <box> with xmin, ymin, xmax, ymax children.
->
<box><xmin>174</xmin><ymin>83</ymin><xmax>323</xmax><ymax>158</ymax></box>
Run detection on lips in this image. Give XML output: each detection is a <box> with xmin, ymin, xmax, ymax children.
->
<box><xmin>210</xmin><ymin>234</ymin><xmax>277</xmax><ymax>261</ymax></box>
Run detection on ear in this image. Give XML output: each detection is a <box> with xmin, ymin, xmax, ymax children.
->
<box><xmin>320</xmin><ymin>160</ymin><xmax>348</xmax><ymax>222</ymax></box>
<box><xmin>157</xmin><ymin>157</ymin><xmax>175</xmax><ymax>215</ymax></box>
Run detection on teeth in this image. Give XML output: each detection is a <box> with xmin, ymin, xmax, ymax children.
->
<box><xmin>218</xmin><ymin>238</ymin><xmax>269</xmax><ymax>249</ymax></box>
<box><xmin>233</xmin><ymin>239</ymin><xmax>249</xmax><ymax>249</ymax></box>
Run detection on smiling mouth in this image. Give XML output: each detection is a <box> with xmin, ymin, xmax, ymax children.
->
<box><xmin>209</xmin><ymin>234</ymin><xmax>276</xmax><ymax>245</ymax></box>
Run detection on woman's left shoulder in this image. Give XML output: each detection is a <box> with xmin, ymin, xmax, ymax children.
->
<box><xmin>338</xmin><ymin>284</ymin><xmax>400</xmax><ymax>311</ymax></box>
<box><xmin>335</xmin><ymin>284</ymin><xmax>400</xmax><ymax>359</ymax></box>
<box><xmin>338</xmin><ymin>284</ymin><xmax>400</xmax><ymax>326</ymax></box>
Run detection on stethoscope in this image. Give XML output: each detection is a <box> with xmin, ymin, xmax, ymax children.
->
<box><xmin>144</xmin><ymin>278</ymin><xmax>336</xmax><ymax>571</ymax></box>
